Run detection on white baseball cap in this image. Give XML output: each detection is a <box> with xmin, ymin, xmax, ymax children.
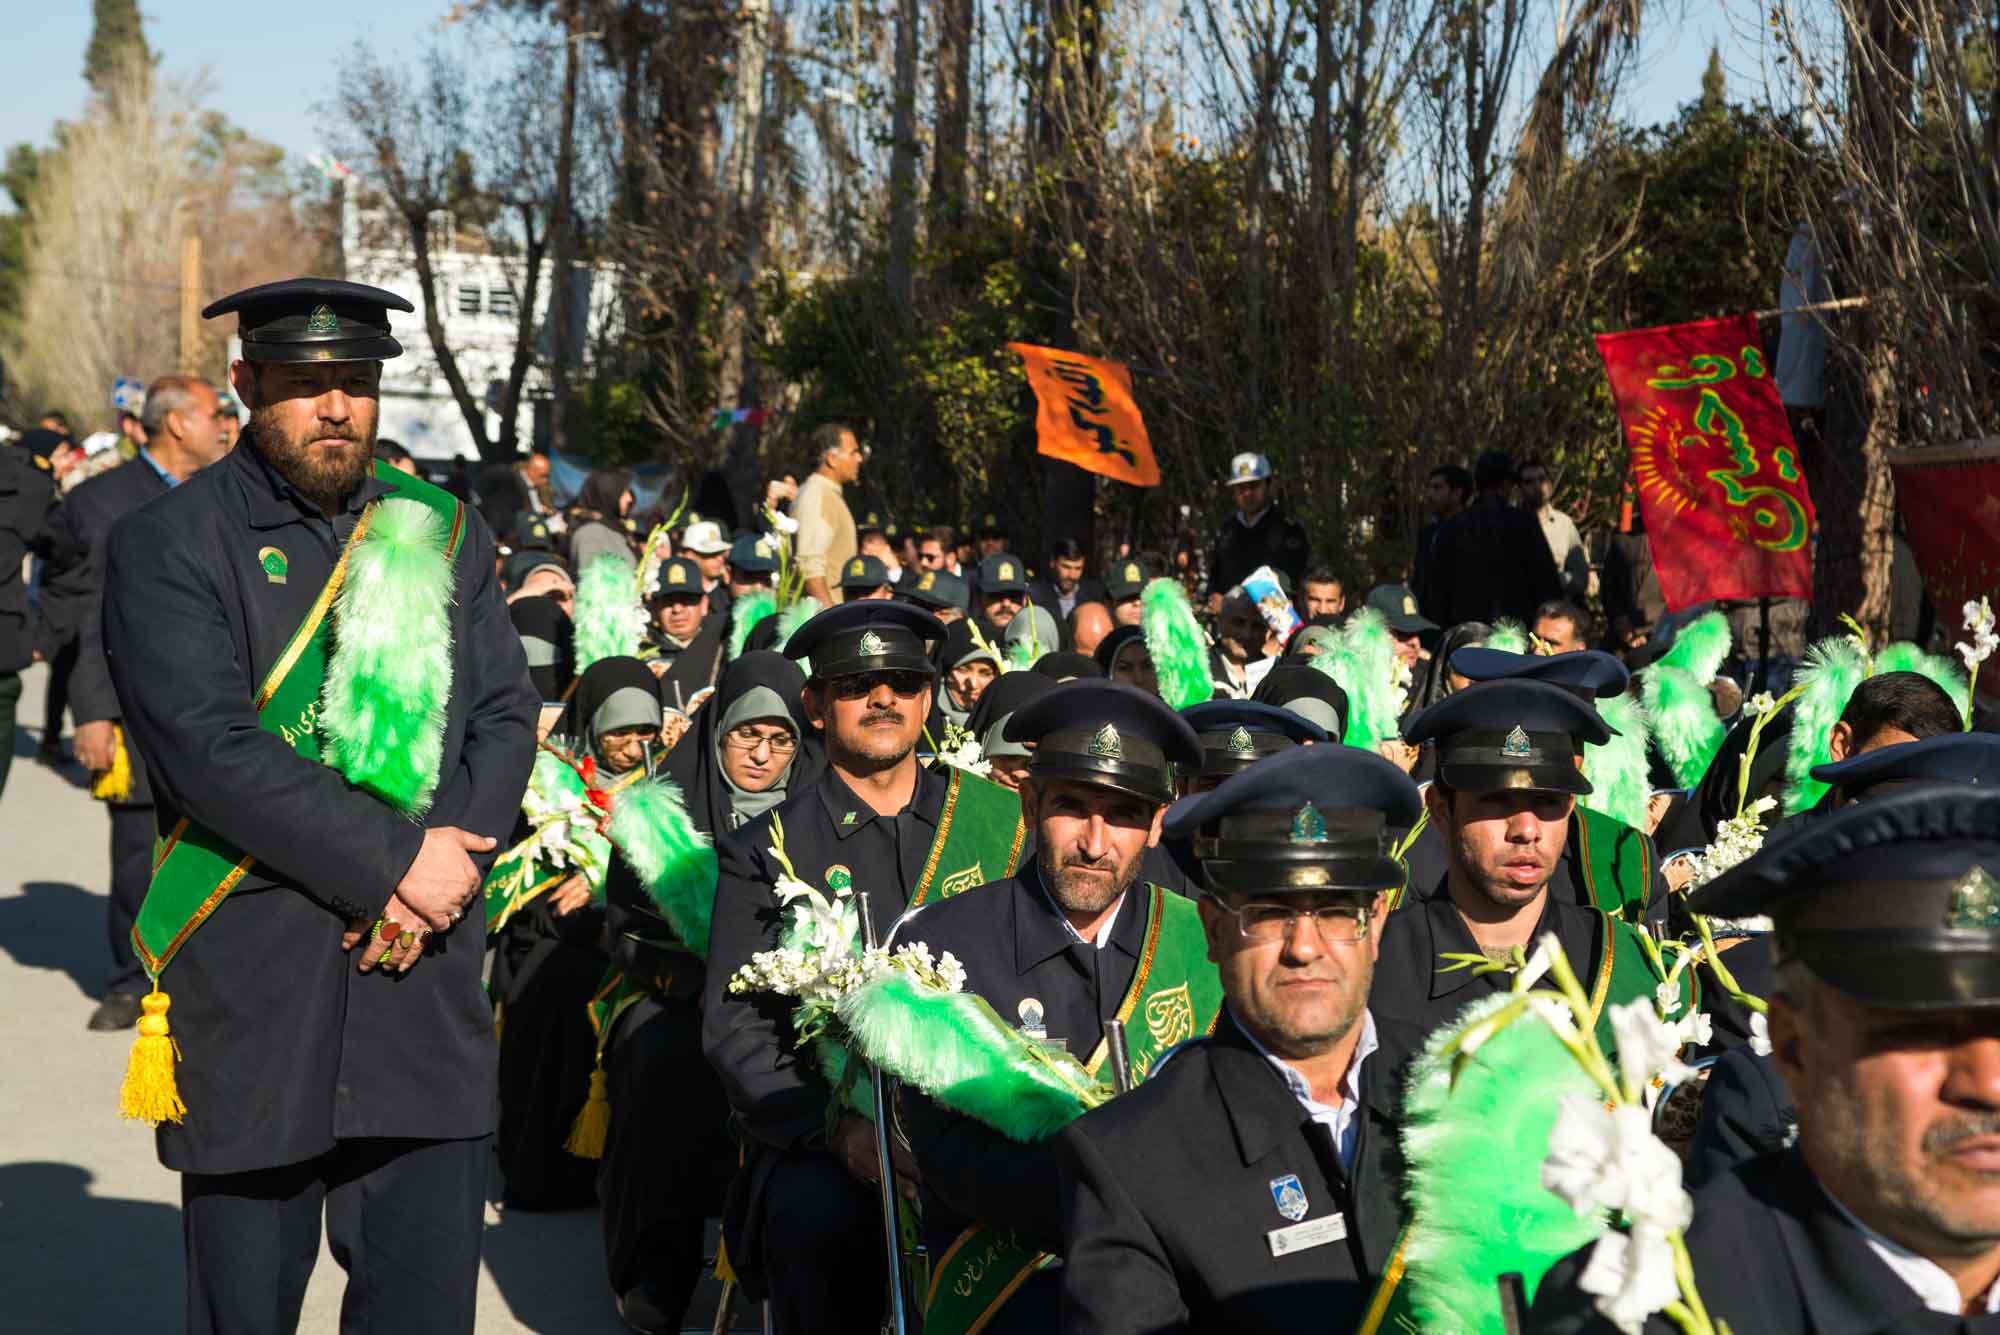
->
<box><xmin>1226</xmin><ymin>452</ymin><xmax>1272</xmax><ymax>487</ymax></box>
<box><xmin>680</xmin><ymin>519</ymin><xmax>730</xmax><ymax>555</ymax></box>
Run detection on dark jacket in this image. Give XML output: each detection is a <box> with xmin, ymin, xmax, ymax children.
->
<box><xmin>0</xmin><ymin>446</ymin><xmax>56</xmax><ymax>673</ymax></box>
<box><xmin>1685</xmin><ymin>1045</ymin><xmax>1795</xmax><ymax>1191</ymax></box>
<box><xmin>1058</xmin><ymin>1010</ymin><xmax>1420</xmax><ymax>1334</ymax></box>
<box><xmin>1027</xmin><ymin>577</ymin><xmax>1110</xmax><ymax>647</ymax></box>
<box><xmin>889</xmin><ymin>866</ymin><xmax>1162</xmax><ymax>1266</ymax></box>
<box><xmin>39</xmin><ymin>456</ymin><xmax>172</xmax><ymax>801</ymax></box>
<box><xmin>1372</xmin><ymin>887</ymin><xmax>1605</xmax><ymax>1042</ymax></box>
<box><xmin>102</xmin><ymin>442</ymin><xmax>539</xmax><ymax>1174</ymax></box>
<box><xmin>1205</xmin><ymin>507</ymin><xmax>1310</xmax><ymax>599</ymax></box>
<box><xmin>1418</xmin><ymin>492</ymin><xmax>1562</xmax><ymax>629</ymax></box>
<box><xmin>1527</xmin><ymin>1150</ymin><xmax>1998</xmax><ymax>1334</ymax></box>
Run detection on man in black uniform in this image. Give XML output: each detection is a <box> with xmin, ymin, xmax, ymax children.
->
<box><xmin>40</xmin><ymin>375</ymin><xmax>234</xmax><ymax>1030</ymax></box>
<box><xmin>1058</xmin><ymin>744</ymin><xmax>1428</xmax><ymax>1333</ymax></box>
<box><xmin>102</xmin><ymin>278</ymin><xmax>539</xmax><ymax>1334</ymax></box>
<box><xmin>1204</xmin><ymin>452</ymin><xmax>1309</xmax><ymax>611</ymax></box>
<box><xmin>702</xmin><ymin>600</ymin><xmax>1027</xmax><ymax>1333</ymax></box>
<box><xmin>1373</xmin><ymin>680</ymin><xmax>1673</xmax><ymax>1044</ymax></box>
<box><xmin>886</xmin><ymin>681</ymin><xmax>1209</xmax><ymax>1332</ymax></box>
<box><xmin>1530</xmin><ymin>786</ymin><xmax>2000</xmax><ymax>1332</ymax></box>
<box><xmin>1419</xmin><ymin>449</ymin><xmax>1562</xmax><ymax>630</ymax></box>
<box><xmin>0</xmin><ymin>428</ymin><xmax>56</xmax><ymax>799</ymax></box>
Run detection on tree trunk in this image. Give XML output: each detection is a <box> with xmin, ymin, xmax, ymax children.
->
<box><xmin>886</xmin><ymin>0</ymin><xmax>921</xmax><ymax>331</ymax></box>
<box><xmin>929</xmin><ymin>0</ymin><xmax>972</xmax><ymax>233</ymax></box>
<box><xmin>405</xmin><ymin>208</ymin><xmax>496</xmax><ymax>459</ymax></box>
<box><xmin>546</xmin><ymin>0</ymin><xmax>582</xmax><ymax>456</ymax></box>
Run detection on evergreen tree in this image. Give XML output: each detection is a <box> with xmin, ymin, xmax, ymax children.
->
<box><xmin>84</xmin><ymin>0</ymin><xmax>151</xmax><ymax>95</ymax></box>
<box><xmin>1698</xmin><ymin>44</ymin><xmax>1726</xmax><ymax>115</ymax></box>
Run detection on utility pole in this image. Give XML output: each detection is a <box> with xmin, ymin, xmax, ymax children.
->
<box><xmin>179</xmin><ymin>232</ymin><xmax>201</xmax><ymax>375</ymax></box>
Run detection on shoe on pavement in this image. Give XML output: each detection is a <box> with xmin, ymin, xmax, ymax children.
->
<box><xmin>87</xmin><ymin>992</ymin><xmax>146</xmax><ymax>1031</ymax></box>
<box><xmin>34</xmin><ymin>742</ymin><xmax>66</xmax><ymax>767</ymax></box>
<box><xmin>615</xmin><ymin>1280</ymin><xmax>673</xmax><ymax>1334</ymax></box>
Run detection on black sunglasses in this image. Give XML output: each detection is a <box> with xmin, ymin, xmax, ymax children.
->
<box><xmin>827</xmin><ymin>670</ymin><xmax>932</xmax><ymax>700</ymax></box>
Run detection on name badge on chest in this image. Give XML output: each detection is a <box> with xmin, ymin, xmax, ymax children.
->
<box><xmin>1265</xmin><ymin>1212</ymin><xmax>1347</xmax><ymax>1258</ymax></box>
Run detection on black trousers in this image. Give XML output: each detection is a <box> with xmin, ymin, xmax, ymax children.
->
<box><xmin>104</xmin><ymin>803</ymin><xmax>153</xmax><ymax>995</ymax></box>
<box><xmin>598</xmin><ymin>997</ymin><xmax>733</xmax><ymax>1311</ymax></box>
<box><xmin>758</xmin><ymin>1147</ymin><xmax>886</xmax><ymax>1335</ymax></box>
<box><xmin>181</xmin><ymin>1135</ymin><xmax>487</xmax><ymax>1335</ymax></box>
<box><xmin>0</xmin><ymin>668</ymin><xmax>17</xmax><ymax>800</ymax></box>
<box><xmin>41</xmin><ymin>634</ymin><xmax>76</xmax><ymax>748</ymax></box>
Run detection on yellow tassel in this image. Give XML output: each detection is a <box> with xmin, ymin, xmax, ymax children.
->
<box><xmin>90</xmin><ymin>726</ymin><xmax>132</xmax><ymax>803</ymax></box>
<box><xmin>119</xmin><ymin>986</ymin><xmax>185</xmax><ymax>1125</ymax></box>
<box><xmin>564</xmin><ymin>1065</ymin><xmax>610</xmax><ymax>1159</ymax></box>
<box><xmin>712</xmin><ymin>1235</ymin><xmax>738</xmax><ymax>1284</ymax></box>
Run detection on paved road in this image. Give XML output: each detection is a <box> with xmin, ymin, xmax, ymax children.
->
<box><xmin>0</xmin><ymin>663</ymin><xmax>746</xmax><ymax>1334</ymax></box>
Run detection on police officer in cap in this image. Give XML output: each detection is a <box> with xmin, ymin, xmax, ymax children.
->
<box><xmin>1373</xmin><ymin>679</ymin><xmax>1682</xmax><ymax>1043</ymax></box>
<box><xmin>102</xmin><ymin>277</ymin><xmax>538</xmax><ymax>1331</ymax></box>
<box><xmin>1058</xmin><ymin>744</ymin><xmax>1427</xmax><ymax>1333</ymax></box>
<box><xmin>838</xmin><ymin>553</ymin><xmax>896</xmax><ymax>601</ymax></box>
<box><xmin>703</xmin><ymin>600</ymin><xmax>1027</xmax><ymax>1333</ymax></box>
<box><xmin>1531</xmin><ymin>787</ymin><xmax>2000</xmax><ymax>1332</ymax></box>
<box><xmin>886</xmin><ymin>680</ymin><xmax>1210</xmax><ymax>1331</ymax></box>
<box><xmin>1204</xmin><ymin>452</ymin><xmax>1310</xmax><ymax>612</ymax></box>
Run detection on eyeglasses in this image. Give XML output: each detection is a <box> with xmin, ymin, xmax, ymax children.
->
<box><xmin>827</xmin><ymin>669</ymin><xmax>931</xmax><ymax>700</ymax></box>
<box><xmin>1217</xmin><ymin>900</ymin><xmax>1371</xmax><ymax>944</ymax></box>
<box><xmin>725</xmin><ymin>725</ymin><xmax>797</xmax><ymax>756</ymax></box>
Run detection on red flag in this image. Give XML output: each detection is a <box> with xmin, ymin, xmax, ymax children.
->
<box><xmin>1594</xmin><ymin>314</ymin><xmax>1816</xmax><ymax>611</ymax></box>
<box><xmin>1891</xmin><ymin>443</ymin><xmax>2000</xmax><ymax>692</ymax></box>
<box><xmin>1009</xmin><ymin>343</ymin><xmax>1161</xmax><ymax>487</ymax></box>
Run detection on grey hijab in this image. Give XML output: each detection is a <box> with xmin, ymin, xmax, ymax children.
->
<box><xmin>714</xmin><ymin>685</ymin><xmax>798</xmax><ymax>828</ymax></box>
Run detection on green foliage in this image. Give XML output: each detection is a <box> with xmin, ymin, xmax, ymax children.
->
<box><xmin>84</xmin><ymin>0</ymin><xmax>151</xmax><ymax>94</ymax></box>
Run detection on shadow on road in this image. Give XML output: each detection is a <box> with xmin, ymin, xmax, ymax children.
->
<box><xmin>0</xmin><ymin>1161</ymin><xmax>181</xmax><ymax>1334</ymax></box>
<box><xmin>480</xmin><ymin>1196</ymin><xmax>628</xmax><ymax>1334</ymax></box>
<box><xmin>0</xmin><ymin>882</ymin><xmax>107</xmax><ymax>1002</ymax></box>
<box><xmin>11</xmin><ymin>727</ymin><xmax>89</xmax><ymax>791</ymax></box>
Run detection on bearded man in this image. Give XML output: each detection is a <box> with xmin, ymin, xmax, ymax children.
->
<box><xmin>881</xmin><ymin>680</ymin><xmax>1217</xmax><ymax>1333</ymax></box>
<box><xmin>100</xmin><ymin>278</ymin><xmax>539</xmax><ymax>1334</ymax></box>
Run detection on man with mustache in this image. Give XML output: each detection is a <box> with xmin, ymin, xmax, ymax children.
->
<box><xmin>99</xmin><ymin>278</ymin><xmax>538</xmax><ymax>1333</ymax></box>
<box><xmin>703</xmin><ymin>600</ymin><xmax>1030</xmax><ymax>1333</ymax></box>
<box><xmin>880</xmin><ymin>680</ymin><xmax>1214</xmax><ymax>1332</ymax></box>
<box><xmin>1530</xmin><ymin>787</ymin><xmax>2000</xmax><ymax>1331</ymax></box>
<box><xmin>1057</xmin><ymin>744</ymin><xmax>1428</xmax><ymax>1332</ymax></box>
<box><xmin>1369</xmin><ymin>678</ymin><xmax>1685</xmax><ymax>1043</ymax></box>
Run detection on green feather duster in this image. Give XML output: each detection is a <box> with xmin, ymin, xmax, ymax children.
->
<box><xmin>1782</xmin><ymin>636</ymin><xmax>1870</xmax><ymax>814</ymax></box>
<box><xmin>1141</xmin><ymin>577</ymin><xmax>1214</xmax><ymax>708</ymax></box>
<box><xmin>728</xmin><ymin>588</ymin><xmax>778</xmax><ymax>662</ymax></box>
<box><xmin>1486</xmin><ymin>619</ymin><xmax>1530</xmax><ymax>654</ymax></box>
<box><xmin>573</xmin><ymin>553</ymin><xmax>646</xmax><ymax>672</ymax></box>
<box><xmin>837</xmin><ymin>971</ymin><xmax>1107</xmax><ymax>1142</ymax></box>
<box><xmin>1580</xmin><ymin>692</ymin><xmax>1652</xmax><ymax>830</ymax></box>
<box><xmin>320</xmin><ymin>498</ymin><xmax>454</xmax><ymax>814</ymax></box>
<box><xmin>1313</xmin><ymin>607</ymin><xmax>1401</xmax><ymax>750</ymax></box>
<box><xmin>1875</xmin><ymin>641</ymin><xmax>1969</xmax><ymax>717</ymax></box>
<box><xmin>1399</xmin><ymin>993</ymin><xmax>1606</xmax><ymax>1332</ymax></box>
<box><xmin>607</xmin><ymin>773</ymin><xmax>718</xmax><ymax>956</ymax></box>
<box><xmin>775</xmin><ymin>595</ymin><xmax>821</xmax><ymax>650</ymax></box>
<box><xmin>1639</xmin><ymin>613</ymin><xmax>1732</xmax><ymax>791</ymax></box>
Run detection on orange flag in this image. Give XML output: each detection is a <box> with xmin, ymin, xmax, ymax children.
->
<box><xmin>1008</xmin><ymin>342</ymin><xmax>1160</xmax><ymax>487</ymax></box>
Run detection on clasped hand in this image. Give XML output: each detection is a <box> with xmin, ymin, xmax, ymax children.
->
<box><xmin>340</xmin><ymin>826</ymin><xmax>497</xmax><ymax>974</ymax></box>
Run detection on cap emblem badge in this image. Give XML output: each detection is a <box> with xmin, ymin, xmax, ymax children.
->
<box><xmin>1000</xmin><ymin>562</ymin><xmax>1014</xmax><ymax>580</ymax></box>
<box><xmin>858</xmin><ymin>631</ymin><xmax>887</xmax><ymax>657</ymax></box>
<box><xmin>1403</xmin><ymin>595</ymin><xmax>1417</xmax><ymax>615</ymax></box>
<box><xmin>258</xmin><ymin>546</ymin><xmax>288</xmax><ymax>585</ymax></box>
<box><xmin>305</xmin><ymin>304</ymin><xmax>338</xmax><ymax>334</ymax></box>
<box><xmin>1269</xmin><ymin>1174</ymin><xmax>1310</xmax><ymax>1222</ymax></box>
<box><xmin>1088</xmin><ymin>722</ymin><xmax>1123</xmax><ymax>759</ymax></box>
<box><xmin>1228</xmin><ymin>726</ymin><xmax>1255</xmax><ymax>756</ymax></box>
<box><xmin>1945</xmin><ymin>866</ymin><xmax>2000</xmax><ymax>930</ymax></box>
<box><xmin>1125</xmin><ymin>564</ymin><xmax>1140</xmax><ymax>582</ymax></box>
<box><xmin>1290</xmin><ymin>804</ymin><xmax>1327</xmax><ymax>843</ymax></box>
<box><xmin>918</xmin><ymin>573</ymin><xmax>935</xmax><ymax>591</ymax></box>
<box><xmin>850</xmin><ymin>559</ymin><xmax>865</xmax><ymax>575</ymax></box>
<box><xmin>1502</xmin><ymin>725</ymin><xmax>1533</xmax><ymax>759</ymax></box>
<box><xmin>755</xmin><ymin>539</ymin><xmax>772</xmax><ymax>558</ymax></box>
<box><xmin>668</xmin><ymin>564</ymin><xmax>689</xmax><ymax>584</ymax></box>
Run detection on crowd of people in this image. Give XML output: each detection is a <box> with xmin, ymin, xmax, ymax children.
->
<box><xmin>5</xmin><ymin>275</ymin><xmax>2000</xmax><ymax>1335</ymax></box>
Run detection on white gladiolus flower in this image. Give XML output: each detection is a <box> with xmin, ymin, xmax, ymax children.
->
<box><xmin>1749</xmin><ymin>1010</ymin><xmax>1772</xmax><ymax>1056</ymax></box>
<box><xmin>1543</xmin><ymin>1097</ymin><xmax>1693</xmax><ymax>1231</ymax></box>
<box><xmin>1676</xmin><ymin>1011</ymin><xmax>1714</xmax><ymax>1049</ymax></box>
<box><xmin>1958</xmin><ymin>597</ymin><xmax>1998</xmax><ymax>678</ymax></box>
<box><xmin>1683</xmin><ymin>796</ymin><xmax>1778</xmax><ymax>890</ymax></box>
<box><xmin>1742</xmin><ymin>690</ymin><xmax>1777</xmax><ymax>718</ymax></box>
<box><xmin>1608</xmin><ymin>997</ymin><xmax>1695</xmax><ymax>1088</ymax></box>
<box><xmin>1517</xmin><ymin>932</ymin><xmax>1561</xmax><ymax>992</ymax></box>
<box><xmin>1578</xmin><ymin>1225</ymin><xmax>1683</xmax><ymax>1335</ymax></box>
<box><xmin>1654</xmin><ymin>980</ymin><xmax>1684</xmax><ymax>1019</ymax></box>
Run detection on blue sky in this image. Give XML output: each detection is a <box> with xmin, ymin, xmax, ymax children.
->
<box><xmin>2</xmin><ymin>0</ymin><xmax>1737</xmax><ymax>196</ymax></box>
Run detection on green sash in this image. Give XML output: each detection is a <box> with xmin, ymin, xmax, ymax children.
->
<box><xmin>907</xmin><ymin>767</ymin><xmax>1029</xmax><ymax>907</ymax></box>
<box><xmin>922</xmin><ymin>884</ymin><xmax>1223</xmax><ymax>1335</ymax></box>
<box><xmin>1571</xmin><ymin>805</ymin><xmax>1655</xmax><ymax>925</ymax></box>
<box><xmin>1364</xmin><ymin>910</ymin><xmax>1696</xmax><ymax>1329</ymax></box>
<box><xmin>132</xmin><ymin>464</ymin><xmax>465</xmax><ymax>977</ymax></box>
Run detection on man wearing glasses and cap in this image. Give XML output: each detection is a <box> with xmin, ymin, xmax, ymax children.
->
<box><xmin>879</xmin><ymin>680</ymin><xmax>1219</xmax><ymax>1332</ymax></box>
<box><xmin>1057</xmin><ymin>744</ymin><xmax>1429</xmax><ymax>1333</ymax></box>
<box><xmin>100</xmin><ymin>278</ymin><xmax>538</xmax><ymax>1331</ymax></box>
<box><xmin>1371</xmin><ymin>679</ymin><xmax>1685</xmax><ymax>1044</ymax></box>
<box><xmin>1530</xmin><ymin>787</ymin><xmax>2000</xmax><ymax>1332</ymax></box>
<box><xmin>702</xmin><ymin>601</ymin><xmax>1029</xmax><ymax>1332</ymax></box>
